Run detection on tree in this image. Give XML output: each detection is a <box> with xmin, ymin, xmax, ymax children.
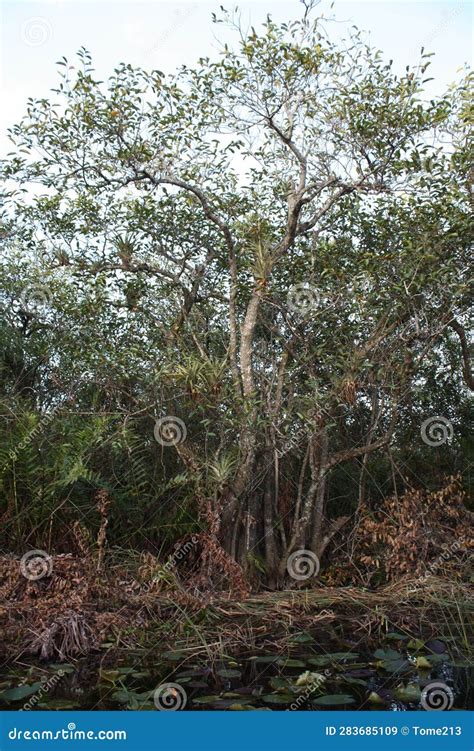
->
<box><xmin>1</xmin><ymin>6</ymin><xmax>471</xmax><ymax>587</ymax></box>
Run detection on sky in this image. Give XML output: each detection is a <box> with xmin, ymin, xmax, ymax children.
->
<box><xmin>0</xmin><ymin>0</ymin><xmax>472</xmax><ymax>155</ymax></box>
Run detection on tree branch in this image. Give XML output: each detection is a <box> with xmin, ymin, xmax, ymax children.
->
<box><xmin>449</xmin><ymin>318</ymin><xmax>473</xmax><ymax>390</ymax></box>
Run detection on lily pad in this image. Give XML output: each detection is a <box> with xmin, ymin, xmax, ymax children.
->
<box><xmin>415</xmin><ymin>656</ymin><xmax>432</xmax><ymax>669</ymax></box>
<box><xmin>269</xmin><ymin>677</ymin><xmax>290</xmax><ymax>691</ymax></box>
<box><xmin>374</xmin><ymin>648</ymin><xmax>402</xmax><ymax>661</ymax></box>
<box><xmin>374</xmin><ymin>650</ymin><xmax>410</xmax><ymax>674</ymax></box>
<box><xmin>346</xmin><ymin>668</ymin><xmax>375</xmax><ymax>678</ymax></box>
<box><xmin>341</xmin><ymin>675</ymin><xmax>367</xmax><ymax>687</ymax></box>
<box><xmin>226</xmin><ymin>686</ymin><xmax>255</xmax><ymax>696</ymax></box>
<box><xmin>378</xmin><ymin>659</ymin><xmax>410</xmax><ymax>674</ymax></box>
<box><xmin>385</xmin><ymin>659</ymin><xmax>410</xmax><ymax>674</ymax></box>
<box><xmin>248</xmin><ymin>656</ymin><xmax>279</xmax><ymax>664</ymax></box>
<box><xmin>308</xmin><ymin>656</ymin><xmax>331</xmax><ymax>667</ymax></box>
<box><xmin>325</xmin><ymin>652</ymin><xmax>359</xmax><ymax>662</ymax></box>
<box><xmin>134</xmin><ymin>690</ymin><xmax>155</xmax><ymax>700</ymax></box>
<box><xmin>262</xmin><ymin>694</ymin><xmax>293</xmax><ymax>705</ymax></box>
<box><xmin>394</xmin><ymin>683</ymin><xmax>421</xmax><ymax>703</ymax></box>
<box><xmin>408</xmin><ymin>638</ymin><xmax>425</xmax><ymax>651</ymax></box>
<box><xmin>0</xmin><ymin>683</ymin><xmax>43</xmax><ymax>702</ymax></box>
<box><xmin>277</xmin><ymin>658</ymin><xmax>306</xmax><ymax>668</ymax></box>
<box><xmin>176</xmin><ymin>668</ymin><xmax>208</xmax><ymax>678</ymax></box>
<box><xmin>192</xmin><ymin>695</ymin><xmax>221</xmax><ymax>705</ymax></box>
<box><xmin>309</xmin><ymin>652</ymin><xmax>359</xmax><ymax>667</ymax></box>
<box><xmin>312</xmin><ymin>694</ymin><xmax>356</xmax><ymax>706</ymax></box>
<box><xmin>216</xmin><ymin>668</ymin><xmax>242</xmax><ymax>679</ymax></box>
<box><xmin>111</xmin><ymin>689</ymin><xmax>135</xmax><ymax>704</ymax></box>
<box><xmin>367</xmin><ymin>691</ymin><xmax>385</xmax><ymax>705</ymax></box>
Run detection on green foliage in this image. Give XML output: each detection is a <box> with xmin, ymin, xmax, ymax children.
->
<box><xmin>0</xmin><ymin>6</ymin><xmax>471</xmax><ymax>574</ymax></box>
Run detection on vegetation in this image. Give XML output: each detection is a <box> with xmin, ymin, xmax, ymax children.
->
<box><xmin>0</xmin><ymin>4</ymin><xmax>472</xmax><ymax>707</ymax></box>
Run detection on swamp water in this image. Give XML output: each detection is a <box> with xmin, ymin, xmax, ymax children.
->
<box><xmin>1</xmin><ymin>632</ymin><xmax>472</xmax><ymax>711</ymax></box>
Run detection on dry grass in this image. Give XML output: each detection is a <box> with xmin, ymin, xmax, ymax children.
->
<box><xmin>1</xmin><ymin>550</ymin><xmax>471</xmax><ymax>665</ymax></box>
<box><xmin>154</xmin><ymin>577</ymin><xmax>474</xmax><ymax>662</ymax></box>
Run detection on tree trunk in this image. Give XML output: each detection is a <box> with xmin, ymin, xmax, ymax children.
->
<box><xmin>263</xmin><ymin>447</ymin><xmax>278</xmax><ymax>586</ymax></box>
<box><xmin>219</xmin><ymin>290</ymin><xmax>262</xmax><ymax>556</ymax></box>
<box><xmin>310</xmin><ymin>428</ymin><xmax>329</xmax><ymax>555</ymax></box>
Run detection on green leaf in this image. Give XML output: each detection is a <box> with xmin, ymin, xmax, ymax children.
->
<box><xmin>216</xmin><ymin>668</ymin><xmax>242</xmax><ymax>678</ymax></box>
<box><xmin>248</xmin><ymin>656</ymin><xmax>279</xmax><ymax>664</ymax></box>
<box><xmin>415</xmin><ymin>656</ymin><xmax>432</xmax><ymax>669</ymax></box>
<box><xmin>0</xmin><ymin>683</ymin><xmax>43</xmax><ymax>702</ymax></box>
<box><xmin>367</xmin><ymin>691</ymin><xmax>385</xmax><ymax>704</ymax></box>
<box><xmin>394</xmin><ymin>683</ymin><xmax>421</xmax><ymax>703</ymax></box>
<box><xmin>192</xmin><ymin>695</ymin><xmax>221</xmax><ymax>705</ymax></box>
<box><xmin>277</xmin><ymin>658</ymin><xmax>306</xmax><ymax>668</ymax></box>
<box><xmin>312</xmin><ymin>694</ymin><xmax>356</xmax><ymax>706</ymax></box>
<box><xmin>385</xmin><ymin>632</ymin><xmax>409</xmax><ymax>641</ymax></box>
<box><xmin>262</xmin><ymin>694</ymin><xmax>293</xmax><ymax>705</ymax></box>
